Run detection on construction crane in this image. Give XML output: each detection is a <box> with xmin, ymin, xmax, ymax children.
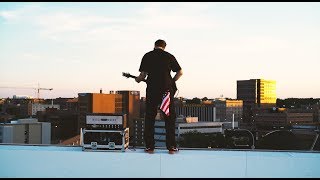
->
<box><xmin>0</xmin><ymin>84</ymin><xmax>53</xmax><ymax>101</ymax></box>
<box><xmin>36</xmin><ymin>83</ymin><xmax>53</xmax><ymax>100</ymax></box>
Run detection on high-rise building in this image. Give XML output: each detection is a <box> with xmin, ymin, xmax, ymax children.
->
<box><xmin>116</xmin><ymin>90</ymin><xmax>140</xmax><ymax>145</ymax></box>
<box><xmin>237</xmin><ymin>79</ymin><xmax>276</xmax><ymax>108</ymax></box>
<box><xmin>77</xmin><ymin>92</ymin><xmax>123</xmax><ymax>134</ymax></box>
<box><xmin>116</xmin><ymin>91</ymin><xmax>140</xmax><ymax>124</ymax></box>
<box><xmin>237</xmin><ymin>79</ymin><xmax>276</xmax><ymax>125</ymax></box>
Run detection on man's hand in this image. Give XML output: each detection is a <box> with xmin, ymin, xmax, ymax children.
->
<box><xmin>173</xmin><ymin>69</ymin><xmax>183</xmax><ymax>82</ymax></box>
<box><xmin>135</xmin><ymin>77</ymin><xmax>142</xmax><ymax>83</ymax></box>
<box><xmin>135</xmin><ymin>71</ymin><xmax>147</xmax><ymax>83</ymax></box>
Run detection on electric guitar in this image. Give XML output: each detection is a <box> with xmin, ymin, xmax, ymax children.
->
<box><xmin>122</xmin><ymin>72</ymin><xmax>177</xmax><ymax>93</ymax></box>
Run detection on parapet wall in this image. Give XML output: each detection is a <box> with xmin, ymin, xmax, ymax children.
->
<box><xmin>0</xmin><ymin>145</ymin><xmax>319</xmax><ymax>178</ymax></box>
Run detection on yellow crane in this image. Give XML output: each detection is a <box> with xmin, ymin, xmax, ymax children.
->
<box><xmin>0</xmin><ymin>83</ymin><xmax>53</xmax><ymax>100</ymax></box>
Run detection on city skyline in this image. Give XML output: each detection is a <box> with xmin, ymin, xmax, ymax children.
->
<box><xmin>1</xmin><ymin>2</ymin><xmax>320</xmax><ymax>99</ymax></box>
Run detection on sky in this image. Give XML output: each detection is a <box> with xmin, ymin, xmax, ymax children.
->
<box><xmin>0</xmin><ymin>2</ymin><xmax>319</xmax><ymax>100</ymax></box>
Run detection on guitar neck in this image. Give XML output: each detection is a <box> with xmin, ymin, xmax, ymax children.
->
<box><xmin>128</xmin><ymin>74</ymin><xmax>137</xmax><ymax>79</ymax></box>
<box><xmin>124</xmin><ymin>73</ymin><xmax>146</xmax><ymax>82</ymax></box>
<box><xmin>122</xmin><ymin>72</ymin><xmax>176</xmax><ymax>92</ymax></box>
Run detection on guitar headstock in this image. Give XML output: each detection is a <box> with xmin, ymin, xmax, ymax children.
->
<box><xmin>122</xmin><ymin>72</ymin><xmax>131</xmax><ymax>78</ymax></box>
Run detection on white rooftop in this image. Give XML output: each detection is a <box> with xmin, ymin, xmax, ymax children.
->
<box><xmin>0</xmin><ymin>145</ymin><xmax>320</xmax><ymax>178</ymax></box>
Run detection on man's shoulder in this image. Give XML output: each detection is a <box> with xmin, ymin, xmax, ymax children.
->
<box><xmin>142</xmin><ymin>51</ymin><xmax>153</xmax><ymax>60</ymax></box>
<box><xmin>144</xmin><ymin>49</ymin><xmax>176</xmax><ymax>59</ymax></box>
<box><xmin>144</xmin><ymin>50</ymin><xmax>158</xmax><ymax>57</ymax></box>
<box><xmin>144</xmin><ymin>50</ymin><xmax>153</xmax><ymax>55</ymax></box>
<box><xmin>162</xmin><ymin>50</ymin><xmax>176</xmax><ymax>59</ymax></box>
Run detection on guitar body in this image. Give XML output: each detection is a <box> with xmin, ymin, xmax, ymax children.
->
<box><xmin>122</xmin><ymin>72</ymin><xmax>177</xmax><ymax>93</ymax></box>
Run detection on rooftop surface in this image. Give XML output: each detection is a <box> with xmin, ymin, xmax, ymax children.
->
<box><xmin>1</xmin><ymin>145</ymin><xmax>320</xmax><ymax>178</ymax></box>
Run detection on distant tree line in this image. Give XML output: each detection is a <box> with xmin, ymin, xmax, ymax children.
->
<box><xmin>178</xmin><ymin>129</ymin><xmax>311</xmax><ymax>150</ymax></box>
<box><xmin>277</xmin><ymin>98</ymin><xmax>320</xmax><ymax>108</ymax></box>
<box><xmin>178</xmin><ymin>131</ymin><xmax>226</xmax><ymax>148</ymax></box>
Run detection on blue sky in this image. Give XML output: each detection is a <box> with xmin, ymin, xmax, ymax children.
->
<box><xmin>0</xmin><ymin>2</ymin><xmax>319</xmax><ymax>99</ymax></box>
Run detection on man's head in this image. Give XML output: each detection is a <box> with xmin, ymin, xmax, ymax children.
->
<box><xmin>154</xmin><ymin>39</ymin><xmax>166</xmax><ymax>49</ymax></box>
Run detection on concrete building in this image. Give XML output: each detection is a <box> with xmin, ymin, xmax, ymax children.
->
<box><xmin>131</xmin><ymin>109</ymin><xmax>240</xmax><ymax>148</ymax></box>
<box><xmin>255</xmin><ymin>109</ymin><xmax>314</xmax><ymax>128</ymax></box>
<box><xmin>1</xmin><ymin>98</ymin><xmax>31</xmax><ymax>119</ymax></box>
<box><xmin>140</xmin><ymin>97</ymin><xmax>146</xmax><ymax>118</ymax></box>
<box><xmin>116</xmin><ymin>90</ymin><xmax>140</xmax><ymax>145</ymax></box>
<box><xmin>0</xmin><ymin>113</ymin><xmax>15</xmax><ymax>123</ymax></box>
<box><xmin>132</xmin><ymin>118</ymin><xmax>145</xmax><ymax>147</ymax></box>
<box><xmin>48</xmin><ymin>97</ymin><xmax>78</xmax><ymax>111</ymax></box>
<box><xmin>154</xmin><ymin>117</ymin><xmax>224</xmax><ymax>147</ymax></box>
<box><xmin>13</xmin><ymin>95</ymin><xmax>33</xmax><ymax>99</ymax></box>
<box><xmin>214</xmin><ymin>98</ymin><xmax>243</xmax><ymax>122</ymax></box>
<box><xmin>37</xmin><ymin>108</ymin><xmax>78</xmax><ymax>144</ymax></box>
<box><xmin>28</xmin><ymin>103</ymin><xmax>60</xmax><ymax>116</ymax></box>
<box><xmin>175</xmin><ymin>104</ymin><xmax>216</xmax><ymax>122</ymax></box>
<box><xmin>0</xmin><ymin>118</ymin><xmax>51</xmax><ymax>144</ymax></box>
<box><xmin>312</xmin><ymin>103</ymin><xmax>320</xmax><ymax>122</ymax></box>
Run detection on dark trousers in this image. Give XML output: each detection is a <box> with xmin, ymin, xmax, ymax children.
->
<box><xmin>144</xmin><ymin>86</ymin><xmax>177</xmax><ymax>149</ymax></box>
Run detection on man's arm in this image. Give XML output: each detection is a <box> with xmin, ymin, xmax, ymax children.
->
<box><xmin>173</xmin><ymin>69</ymin><xmax>183</xmax><ymax>82</ymax></box>
<box><xmin>135</xmin><ymin>71</ymin><xmax>147</xmax><ymax>83</ymax></box>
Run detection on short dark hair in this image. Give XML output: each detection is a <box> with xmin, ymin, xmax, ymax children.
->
<box><xmin>154</xmin><ymin>39</ymin><xmax>166</xmax><ymax>48</ymax></box>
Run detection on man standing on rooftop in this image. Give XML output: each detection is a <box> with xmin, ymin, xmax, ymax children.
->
<box><xmin>135</xmin><ymin>39</ymin><xmax>183</xmax><ymax>154</ymax></box>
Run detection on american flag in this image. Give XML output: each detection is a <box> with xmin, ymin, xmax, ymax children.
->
<box><xmin>160</xmin><ymin>91</ymin><xmax>170</xmax><ymax>116</ymax></box>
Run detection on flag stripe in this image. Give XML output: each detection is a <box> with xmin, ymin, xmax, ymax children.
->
<box><xmin>160</xmin><ymin>91</ymin><xmax>170</xmax><ymax>116</ymax></box>
<box><xmin>160</xmin><ymin>96</ymin><xmax>170</xmax><ymax>109</ymax></box>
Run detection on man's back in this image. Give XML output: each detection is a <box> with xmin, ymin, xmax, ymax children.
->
<box><xmin>139</xmin><ymin>48</ymin><xmax>180</xmax><ymax>91</ymax></box>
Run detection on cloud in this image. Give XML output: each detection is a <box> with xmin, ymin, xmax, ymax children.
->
<box><xmin>137</xmin><ymin>2</ymin><xmax>218</xmax><ymax>30</ymax></box>
<box><xmin>0</xmin><ymin>4</ymin><xmax>43</xmax><ymax>21</ymax></box>
<box><xmin>35</xmin><ymin>12</ymin><xmax>132</xmax><ymax>39</ymax></box>
<box><xmin>22</xmin><ymin>53</ymin><xmax>41</xmax><ymax>61</ymax></box>
<box><xmin>213</xmin><ymin>36</ymin><xmax>290</xmax><ymax>54</ymax></box>
<box><xmin>0</xmin><ymin>3</ymin><xmax>220</xmax><ymax>43</ymax></box>
<box><xmin>0</xmin><ymin>10</ymin><xmax>18</xmax><ymax>20</ymax></box>
<box><xmin>20</xmin><ymin>52</ymin><xmax>82</xmax><ymax>65</ymax></box>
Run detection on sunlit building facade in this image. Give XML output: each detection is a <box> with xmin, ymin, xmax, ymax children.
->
<box><xmin>258</xmin><ymin>79</ymin><xmax>277</xmax><ymax>107</ymax></box>
<box><xmin>237</xmin><ymin>79</ymin><xmax>276</xmax><ymax>108</ymax></box>
<box><xmin>237</xmin><ymin>79</ymin><xmax>276</xmax><ymax>124</ymax></box>
<box><xmin>214</xmin><ymin>99</ymin><xmax>243</xmax><ymax>122</ymax></box>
